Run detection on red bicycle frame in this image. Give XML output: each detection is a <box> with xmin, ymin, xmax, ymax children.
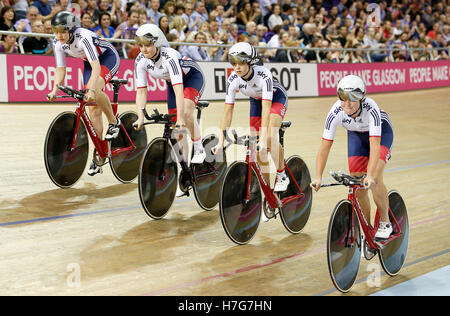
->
<box><xmin>346</xmin><ymin>184</ymin><xmax>403</xmax><ymax>250</ymax></box>
<box><xmin>70</xmin><ymin>99</ymin><xmax>135</xmax><ymax>159</ymax></box>
<box><xmin>244</xmin><ymin>143</ymin><xmax>304</xmax><ymax>209</ymax></box>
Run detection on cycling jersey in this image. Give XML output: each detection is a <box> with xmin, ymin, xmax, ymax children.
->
<box><xmin>134</xmin><ymin>46</ymin><xmax>203</xmax><ymax>88</ymax></box>
<box><xmin>322</xmin><ymin>97</ymin><xmax>394</xmax><ymax>172</ymax></box>
<box><xmin>322</xmin><ymin>97</ymin><xmax>385</xmax><ymax>141</ymax></box>
<box><xmin>225</xmin><ymin>65</ymin><xmax>288</xmax><ymax>131</ymax></box>
<box><xmin>53</xmin><ymin>28</ymin><xmax>120</xmax><ymax>84</ymax></box>
<box><xmin>134</xmin><ymin>46</ymin><xmax>205</xmax><ymax>122</ymax></box>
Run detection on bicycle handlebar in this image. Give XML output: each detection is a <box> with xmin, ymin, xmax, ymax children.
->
<box><xmin>224</xmin><ymin>129</ymin><xmax>258</xmax><ymax>149</ymax></box>
<box><xmin>315</xmin><ymin>171</ymin><xmax>365</xmax><ymax>188</ymax></box>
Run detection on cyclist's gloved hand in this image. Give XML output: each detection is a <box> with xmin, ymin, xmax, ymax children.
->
<box><xmin>133</xmin><ymin>117</ymin><xmax>144</xmax><ymax>131</ymax></box>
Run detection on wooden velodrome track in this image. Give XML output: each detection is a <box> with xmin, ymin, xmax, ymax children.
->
<box><xmin>0</xmin><ymin>87</ymin><xmax>449</xmax><ymax>296</ymax></box>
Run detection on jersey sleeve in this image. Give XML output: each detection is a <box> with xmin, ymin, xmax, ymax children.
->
<box><xmin>165</xmin><ymin>50</ymin><xmax>183</xmax><ymax>85</ymax></box>
<box><xmin>80</xmin><ymin>35</ymin><xmax>99</xmax><ymax>63</ymax></box>
<box><xmin>225</xmin><ymin>73</ymin><xmax>238</xmax><ymax>105</ymax></box>
<box><xmin>260</xmin><ymin>68</ymin><xmax>274</xmax><ymax>101</ymax></box>
<box><xmin>322</xmin><ymin>102</ymin><xmax>341</xmax><ymax>141</ymax></box>
<box><xmin>134</xmin><ymin>54</ymin><xmax>148</xmax><ymax>89</ymax></box>
<box><xmin>366</xmin><ymin>99</ymin><xmax>382</xmax><ymax>137</ymax></box>
<box><xmin>53</xmin><ymin>40</ymin><xmax>66</xmax><ymax>67</ymax></box>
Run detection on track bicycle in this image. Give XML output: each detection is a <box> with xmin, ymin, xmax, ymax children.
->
<box><xmin>219</xmin><ymin>122</ymin><xmax>312</xmax><ymax>245</ymax></box>
<box><xmin>320</xmin><ymin>171</ymin><xmax>409</xmax><ymax>293</ymax></box>
<box><xmin>44</xmin><ymin>79</ymin><xmax>147</xmax><ymax>188</ymax></box>
<box><xmin>138</xmin><ymin>101</ymin><xmax>227</xmax><ymax>219</ymax></box>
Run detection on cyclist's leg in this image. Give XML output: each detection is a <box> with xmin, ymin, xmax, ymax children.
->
<box><xmin>96</xmin><ymin>49</ymin><xmax>120</xmax><ymax>126</ymax></box>
<box><xmin>250</xmin><ymin>98</ymin><xmax>270</xmax><ymax>184</ymax></box>
<box><xmin>182</xmin><ymin>68</ymin><xmax>205</xmax><ymax>164</ymax></box>
<box><xmin>269</xmin><ymin>88</ymin><xmax>288</xmax><ymax>191</ymax></box>
<box><xmin>373</xmin><ymin>116</ymin><xmax>394</xmax><ymax>227</ymax></box>
<box><xmin>84</xmin><ymin>63</ymin><xmax>104</xmax><ymax>138</ymax></box>
<box><xmin>348</xmin><ymin>130</ymin><xmax>371</xmax><ymax>221</ymax></box>
<box><xmin>167</xmin><ymin>83</ymin><xmax>188</xmax><ymax>164</ymax></box>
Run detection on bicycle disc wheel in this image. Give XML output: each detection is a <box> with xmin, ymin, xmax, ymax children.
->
<box><xmin>138</xmin><ymin>138</ymin><xmax>178</xmax><ymax>219</ymax></box>
<box><xmin>378</xmin><ymin>190</ymin><xmax>409</xmax><ymax>276</ymax></box>
<box><xmin>192</xmin><ymin>134</ymin><xmax>227</xmax><ymax>211</ymax></box>
<box><xmin>110</xmin><ymin>111</ymin><xmax>148</xmax><ymax>183</ymax></box>
<box><xmin>44</xmin><ymin>111</ymin><xmax>89</xmax><ymax>188</ymax></box>
<box><xmin>279</xmin><ymin>155</ymin><xmax>312</xmax><ymax>234</ymax></box>
<box><xmin>219</xmin><ymin>161</ymin><xmax>262</xmax><ymax>245</ymax></box>
<box><xmin>327</xmin><ymin>199</ymin><xmax>361</xmax><ymax>293</ymax></box>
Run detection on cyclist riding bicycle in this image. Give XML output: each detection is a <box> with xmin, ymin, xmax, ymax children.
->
<box><xmin>213</xmin><ymin>42</ymin><xmax>289</xmax><ymax>193</ymax></box>
<box><xmin>310</xmin><ymin>75</ymin><xmax>394</xmax><ymax>240</ymax></box>
<box><xmin>132</xmin><ymin>23</ymin><xmax>206</xmax><ymax>167</ymax></box>
<box><xmin>47</xmin><ymin>11</ymin><xmax>121</xmax><ymax>176</ymax></box>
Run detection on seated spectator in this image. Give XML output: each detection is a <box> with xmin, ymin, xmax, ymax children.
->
<box><xmin>12</xmin><ymin>0</ymin><xmax>28</xmax><ymax>20</ymax></box>
<box><xmin>14</xmin><ymin>6</ymin><xmax>39</xmax><ymax>34</ymax></box>
<box><xmin>272</xmin><ymin>31</ymin><xmax>290</xmax><ymax>62</ymax></box>
<box><xmin>84</xmin><ymin>0</ymin><xmax>100</xmax><ymax>26</ymax></box>
<box><xmin>93</xmin><ymin>12</ymin><xmax>115</xmax><ymax>38</ymax></box>
<box><xmin>162</xmin><ymin>1</ymin><xmax>176</xmax><ymax>23</ymax></box>
<box><xmin>169</xmin><ymin>15</ymin><xmax>186</xmax><ymax>41</ymax></box>
<box><xmin>110</xmin><ymin>0</ymin><xmax>125</xmax><ymax>28</ymax></box>
<box><xmin>236</xmin><ymin>1</ymin><xmax>256</xmax><ymax>27</ymax></box>
<box><xmin>268</xmin><ymin>4</ymin><xmax>284</xmax><ymax>31</ymax></box>
<box><xmin>184</xmin><ymin>31</ymin><xmax>210</xmax><ymax>61</ymax></box>
<box><xmin>0</xmin><ymin>6</ymin><xmax>17</xmax><ymax>41</ymax></box>
<box><xmin>33</xmin><ymin>0</ymin><xmax>52</xmax><ymax>17</ymax></box>
<box><xmin>80</xmin><ymin>12</ymin><xmax>95</xmax><ymax>31</ymax></box>
<box><xmin>0</xmin><ymin>33</ymin><xmax>18</xmax><ymax>53</ymax></box>
<box><xmin>363</xmin><ymin>27</ymin><xmax>388</xmax><ymax>62</ymax></box>
<box><xmin>326</xmin><ymin>40</ymin><xmax>342</xmax><ymax>63</ymax></box>
<box><xmin>431</xmin><ymin>33</ymin><xmax>449</xmax><ymax>60</ymax></box>
<box><xmin>147</xmin><ymin>0</ymin><xmax>164</xmax><ymax>25</ymax></box>
<box><xmin>23</xmin><ymin>20</ymin><xmax>49</xmax><ymax>54</ymax></box>
<box><xmin>189</xmin><ymin>1</ymin><xmax>208</xmax><ymax>31</ymax></box>
<box><xmin>343</xmin><ymin>43</ymin><xmax>367</xmax><ymax>63</ymax></box>
<box><xmin>229</xmin><ymin>22</ymin><xmax>239</xmax><ymax>43</ymax></box>
<box><xmin>159</xmin><ymin>15</ymin><xmax>170</xmax><ymax>35</ymax></box>
<box><xmin>137</xmin><ymin>8</ymin><xmax>149</xmax><ymax>27</ymax></box>
<box><xmin>243</xmin><ymin>21</ymin><xmax>256</xmax><ymax>37</ymax></box>
<box><xmin>304</xmin><ymin>37</ymin><xmax>321</xmax><ymax>63</ymax></box>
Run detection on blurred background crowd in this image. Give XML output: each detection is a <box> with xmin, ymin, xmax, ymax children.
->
<box><xmin>0</xmin><ymin>0</ymin><xmax>449</xmax><ymax>63</ymax></box>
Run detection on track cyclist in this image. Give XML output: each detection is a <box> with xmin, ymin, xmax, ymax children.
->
<box><xmin>47</xmin><ymin>11</ymin><xmax>121</xmax><ymax>176</ymax></box>
<box><xmin>213</xmin><ymin>42</ymin><xmax>289</xmax><ymax>193</ymax></box>
<box><xmin>132</xmin><ymin>23</ymin><xmax>207</xmax><ymax>169</ymax></box>
<box><xmin>310</xmin><ymin>75</ymin><xmax>395</xmax><ymax>240</ymax></box>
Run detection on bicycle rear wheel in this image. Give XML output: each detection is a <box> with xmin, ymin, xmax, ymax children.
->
<box><xmin>192</xmin><ymin>134</ymin><xmax>227</xmax><ymax>211</ymax></box>
<box><xmin>44</xmin><ymin>111</ymin><xmax>89</xmax><ymax>188</ymax></box>
<box><xmin>327</xmin><ymin>199</ymin><xmax>361</xmax><ymax>293</ymax></box>
<box><xmin>279</xmin><ymin>155</ymin><xmax>312</xmax><ymax>234</ymax></box>
<box><xmin>219</xmin><ymin>161</ymin><xmax>262</xmax><ymax>245</ymax></box>
<box><xmin>378</xmin><ymin>190</ymin><xmax>409</xmax><ymax>276</ymax></box>
<box><xmin>138</xmin><ymin>138</ymin><xmax>178</xmax><ymax>219</ymax></box>
<box><xmin>110</xmin><ymin>111</ymin><xmax>148</xmax><ymax>183</ymax></box>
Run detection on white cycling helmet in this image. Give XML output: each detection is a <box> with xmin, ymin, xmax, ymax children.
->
<box><xmin>228</xmin><ymin>42</ymin><xmax>259</xmax><ymax>66</ymax></box>
<box><xmin>337</xmin><ymin>75</ymin><xmax>366</xmax><ymax>102</ymax></box>
<box><xmin>135</xmin><ymin>23</ymin><xmax>169</xmax><ymax>47</ymax></box>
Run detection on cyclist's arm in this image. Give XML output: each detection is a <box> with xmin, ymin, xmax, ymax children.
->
<box><xmin>172</xmin><ymin>83</ymin><xmax>185</xmax><ymax>125</ymax></box>
<box><xmin>136</xmin><ymin>87</ymin><xmax>147</xmax><ymax>119</ymax></box>
<box><xmin>218</xmin><ymin>104</ymin><xmax>234</xmax><ymax>145</ymax></box>
<box><xmin>48</xmin><ymin>67</ymin><xmax>66</xmax><ymax>98</ymax></box>
<box><xmin>315</xmin><ymin>139</ymin><xmax>333</xmax><ymax>183</ymax></box>
<box><xmin>260</xmin><ymin>99</ymin><xmax>272</xmax><ymax>142</ymax></box>
<box><xmin>367</xmin><ymin>136</ymin><xmax>381</xmax><ymax>182</ymax></box>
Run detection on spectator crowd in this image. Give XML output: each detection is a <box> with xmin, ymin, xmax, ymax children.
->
<box><xmin>0</xmin><ymin>0</ymin><xmax>449</xmax><ymax>62</ymax></box>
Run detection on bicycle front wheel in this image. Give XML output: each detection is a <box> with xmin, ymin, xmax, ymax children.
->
<box><xmin>219</xmin><ymin>161</ymin><xmax>262</xmax><ymax>245</ymax></box>
<box><xmin>327</xmin><ymin>199</ymin><xmax>361</xmax><ymax>293</ymax></box>
<box><xmin>138</xmin><ymin>138</ymin><xmax>178</xmax><ymax>219</ymax></box>
<box><xmin>279</xmin><ymin>155</ymin><xmax>312</xmax><ymax>234</ymax></box>
<box><xmin>378</xmin><ymin>190</ymin><xmax>409</xmax><ymax>276</ymax></box>
<box><xmin>110</xmin><ymin>111</ymin><xmax>148</xmax><ymax>183</ymax></box>
<box><xmin>44</xmin><ymin>111</ymin><xmax>89</xmax><ymax>188</ymax></box>
<box><xmin>192</xmin><ymin>134</ymin><xmax>227</xmax><ymax>211</ymax></box>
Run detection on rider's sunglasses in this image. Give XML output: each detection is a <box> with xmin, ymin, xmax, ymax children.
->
<box><xmin>52</xmin><ymin>25</ymin><xmax>69</xmax><ymax>34</ymax></box>
<box><xmin>229</xmin><ymin>55</ymin><xmax>249</xmax><ymax>66</ymax></box>
<box><xmin>337</xmin><ymin>88</ymin><xmax>363</xmax><ymax>102</ymax></box>
<box><xmin>136</xmin><ymin>35</ymin><xmax>157</xmax><ymax>46</ymax></box>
